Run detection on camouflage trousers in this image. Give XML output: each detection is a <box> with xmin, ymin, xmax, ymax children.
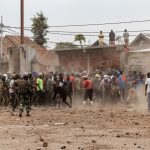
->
<box><xmin>19</xmin><ymin>95</ymin><xmax>31</xmax><ymax>112</ymax></box>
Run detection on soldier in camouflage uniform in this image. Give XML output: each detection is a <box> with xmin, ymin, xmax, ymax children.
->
<box><xmin>1</xmin><ymin>75</ymin><xmax>9</xmax><ymax>106</ymax></box>
<box><xmin>0</xmin><ymin>75</ymin><xmax>3</xmax><ymax>104</ymax></box>
<box><xmin>19</xmin><ymin>74</ymin><xmax>32</xmax><ymax>117</ymax></box>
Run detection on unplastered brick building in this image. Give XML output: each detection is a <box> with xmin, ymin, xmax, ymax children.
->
<box><xmin>55</xmin><ymin>42</ymin><xmax>123</xmax><ymax>73</ymax></box>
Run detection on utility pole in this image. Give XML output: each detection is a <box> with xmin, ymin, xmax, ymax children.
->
<box><xmin>21</xmin><ymin>0</ymin><xmax>24</xmax><ymax>44</ymax></box>
<box><xmin>0</xmin><ymin>16</ymin><xmax>3</xmax><ymax>59</ymax></box>
<box><xmin>20</xmin><ymin>0</ymin><xmax>24</xmax><ymax>73</ymax></box>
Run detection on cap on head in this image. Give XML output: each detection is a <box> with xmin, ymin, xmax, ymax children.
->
<box><xmin>104</xmin><ymin>75</ymin><xmax>108</xmax><ymax>78</ymax></box>
<box><xmin>3</xmin><ymin>74</ymin><xmax>7</xmax><ymax>79</ymax></box>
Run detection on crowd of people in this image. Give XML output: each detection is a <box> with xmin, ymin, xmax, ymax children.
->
<box><xmin>0</xmin><ymin>69</ymin><xmax>148</xmax><ymax>117</ymax></box>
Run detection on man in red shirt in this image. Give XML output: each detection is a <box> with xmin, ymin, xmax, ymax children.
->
<box><xmin>82</xmin><ymin>75</ymin><xmax>93</xmax><ymax>107</ymax></box>
<box><xmin>70</xmin><ymin>73</ymin><xmax>75</xmax><ymax>95</ymax></box>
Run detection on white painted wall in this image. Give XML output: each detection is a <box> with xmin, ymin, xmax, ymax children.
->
<box><xmin>126</xmin><ymin>49</ymin><xmax>150</xmax><ymax>74</ymax></box>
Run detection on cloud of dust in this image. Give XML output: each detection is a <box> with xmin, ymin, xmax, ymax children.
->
<box><xmin>133</xmin><ymin>85</ymin><xmax>148</xmax><ymax>113</ymax></box>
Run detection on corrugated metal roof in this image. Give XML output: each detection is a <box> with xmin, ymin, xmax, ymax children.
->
<box><xmin>130</xmin><ymin>33</ymin><xmax>150</xmax><ymax>45</ymax></box>
<box><xmin>5</xmin><ymin>35</ymin><xmax>46</xmax><ymax>51</ymax></box>
<box><xmin>5</xmin><ymin>35</ymin><xmax>58</xmax><ymax>66</ymax></box>
<box><xmin>143</xmin><ymin>34</ymin><xmax>150</xmax><ymax>40</ymax></box>
<box><xmin>0</xmin><ymin>35</ymin><xmax>48</xmax><ymax>62</ymax></box>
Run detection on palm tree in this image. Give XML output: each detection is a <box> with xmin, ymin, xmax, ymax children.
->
<box><xmin>74</xmin><ymin>34</ymin><xmax>86</xmax><ymax>48</ymax></box>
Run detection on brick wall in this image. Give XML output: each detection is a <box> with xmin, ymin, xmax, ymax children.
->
<box><xmin>58</xmin><ymin>50</ymin><xmax>120</xmax><ymax>72</ymax></box>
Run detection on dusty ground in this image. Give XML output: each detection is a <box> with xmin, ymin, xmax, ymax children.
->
<box><xmin>0</xmin><ymin>98</ymin><xmax>150</xmax><ymax>150</ymax></box>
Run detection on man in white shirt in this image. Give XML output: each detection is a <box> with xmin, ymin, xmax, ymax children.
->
<box><xmin>9</xmin><ymin>75</ymin><xmax>17</xmax><ymax>112</ymax></box>
<box><xmin>145</xmin><ymin>72</ymin><xmax>150</xmax><ymax>111</ymax></box>
<box><xmin>123</xmin><ymin>29</ymin><xmax>129</xmax><ymax>46</ymax></box>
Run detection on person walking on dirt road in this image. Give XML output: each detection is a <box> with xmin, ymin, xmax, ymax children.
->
<box><xmin>145</xmin><ymin>72</ymin><xmax>150</xmax><ymax>111</ymax></box>
<box><xmin>82</xmin><ymin>75</ymin><xmax>93</xmax><ymax>107</ymax></box>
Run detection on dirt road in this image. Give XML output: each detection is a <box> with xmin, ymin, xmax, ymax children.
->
<box><xmin>0</xmin><ymin>101</ymin><xmax>150</xmax><ymax>150</ymax></box>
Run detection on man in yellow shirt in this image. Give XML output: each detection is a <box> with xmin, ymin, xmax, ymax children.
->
<box><xmin>98</xmin><ymin>31</ymin><xmax>104</xmax><ymax>47</ymax></box>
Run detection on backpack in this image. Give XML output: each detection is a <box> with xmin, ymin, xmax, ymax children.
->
<box><xmin>18</xmin><ymin>80</ymin><xmax>30</xmax><ymax>95</ymax></box>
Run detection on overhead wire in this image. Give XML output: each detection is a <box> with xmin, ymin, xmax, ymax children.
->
<box><xmin>4</xmin><ymin>24</ymin><xmax>150</xmax><ymax>37</ymax></box>
<box><xmin>4</xmin><ymin>25</ymin><xmax>150</xmax><ymax>37</ymax></box>
<box><xmin>47</xmin><ymin>19</ymin><xmax>150</xmax><ymax>28</ymax></box>
<box><xmin>2</xmin><ymin>19</ymin><xmax>150</xmax><ymax>29</ymax></box>
<box><xmin>2</xmin><ymin>20</ymin><xmax>150</xmax><ymax>47</ymax></box>
<box><xmin>4</xmin><ymin>25</ymin><xmax>150</xmax><ymax>45</ymax></box>
<box><xmin>47</xmin><ymin>29</ymin><xmax>150</xmax><ymax>34</ymax></box>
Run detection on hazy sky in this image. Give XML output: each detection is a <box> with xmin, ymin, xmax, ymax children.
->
<box><xmin>0</xmin><ymin>0</ymin><xmax>150</xmax><ymax>48</ymax></box>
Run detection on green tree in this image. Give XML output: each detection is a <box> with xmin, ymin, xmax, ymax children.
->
<box><xmin>55</xmin><ymin>42</ymin><xmax>78</xmax><ymax>49</ymax></box>
<box><xmin>31</xmin><ymin>11</ymin><xmax>48</xmax><ymax>47</ymax></box>
<box><xmin>74</xmin><ymin>34</ymin><xmax>86</xmax><ymax>47</ymax></box>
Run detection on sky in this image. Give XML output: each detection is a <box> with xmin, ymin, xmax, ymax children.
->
<box><xmin>0</xmin><ymin>0</ymin><xmax>150</xmax><ymax>48</ymax></box>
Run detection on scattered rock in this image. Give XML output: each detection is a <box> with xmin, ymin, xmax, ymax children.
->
<box><xmin>70</xmin><ymin>111</ymin><xmax>75</xmax><ymax>114</ymax></box>
<box><xmin>137</xmin><ymin>146</ymin><xmax>141</xmax><ymax>148</ymax></box>
<box><xmin>36</xmin><ymin>148</ymin><xmax>41</xmax><ymax>150</ymax></box>
<box><xmin>92</xmin><ymin>140</ymin><xmax>96</xmax><ymax>143</ymax></box>
<box><xmin>43</xmin><ymin>142</ymin><xmax>48</xmax><ymax>147</ymax></box>
<box><xmin>39</xmin><ymin>136</ymin><xmax>44</xmax><ymax>142</ymax></box>
<box><xmin>116</xmin><ymin>134</ymin><xmax>120</xmax><ymax>138</ymax></box>
<box><xmin>67</xmin><ymin>141</ymin><xmax>71</xmax><ymax>144</ymax></box>
<box><xmin>134</xmin><ymin>122</ymin><xmax>140</xmax><ymax>125</ymax></box>
<box><xmin>126</xmin><ymin>132</ymin><xmax>130</xmax><ymax>135</ymax></box>
<box><xmin>43</xmin><ymin>124</ymin><xmax>49</xmax><ymax>127</ymax></box>
<box><xmin>134</xmin><ymin>143</ymin><xmax>137</xmax><ymax>145</ymax></box>
<box><xmin>54</xmin><ymin>122</ymin><xmax>67</xmax><ymax>126</ymax></box>
<box><xmin>61</xmin><ymin>146</ymin><xmax>66</xmax><ymax>149</ymax></box>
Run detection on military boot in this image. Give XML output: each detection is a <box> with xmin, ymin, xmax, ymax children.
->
<box><xmin>19</xmin><ymin>111</ymin><xmax>22</xmax><ymax>117</ymax></box>
<box><xmin>26</xmin><ymin>111</ymin><xmax>30</xmax><ymax>117</ymax></box>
